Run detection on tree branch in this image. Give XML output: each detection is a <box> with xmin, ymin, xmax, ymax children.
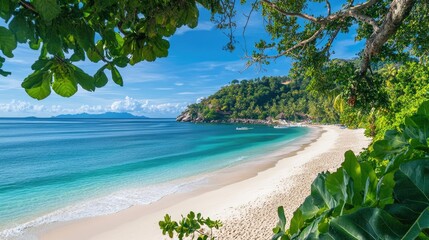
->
<box><xmin>261</xmin><ymin>0</ymin><xmax>319</xmax><ymax>23</ymax></box>
<box><xmin>323</xmin><ymin>27</ymin><xmax>340</xmax><ymax>53</ymax></box>
<box><xmin>349</xmin><ymin>0</ymin><xmax>379</xmax><ymax>11</ymax></box>
<box><xmin>19</xmin><ymin>0</ymin><xmax>37</xmax><ymax>13</ymax></box>
<box><xmin>360</xmin><ymin>0</ymin><xmax>416</xmax><ymax>75</ymax></box>
<box><xmin>257</xmin><ymin>26</ymin><xmax>326</xmax><ymax>61</ymax></box>
<box><xmin>325</xmin><ymin>0</ymin><xmax>331</xmax><ymax>15</ymax></box>
<box><xmin>344</xmin><ymin>10</ymin><xmax>379</xmax><ymax>31</ymax></box>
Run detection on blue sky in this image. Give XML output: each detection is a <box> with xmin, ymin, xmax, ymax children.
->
<box><xmin>0</xmin><ymin>3</ymin><xmax>364</xmax><ymax>118</ymax></box>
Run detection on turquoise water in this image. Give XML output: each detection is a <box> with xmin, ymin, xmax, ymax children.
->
<box><xmin>0</xmin><ymin>118</ymin><xmax>308</xmax><ymax>237</ymax></box>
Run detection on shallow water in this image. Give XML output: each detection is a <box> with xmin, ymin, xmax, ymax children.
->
<box><xmin>0</xmin><ymin>118</ymin><xmax>308</xmax><ymax>238</ymax></box>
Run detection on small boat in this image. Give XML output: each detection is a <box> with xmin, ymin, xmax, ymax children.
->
<box><xmin>236</xmin><ymin>127</ymin><xmax>252</xmax><ymax>130</ymax></box>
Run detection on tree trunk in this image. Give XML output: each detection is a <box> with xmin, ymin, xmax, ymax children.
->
<box><xmin>360</xmin><ymin>0</ymin><xmax>416</xmax><ymax>75</ymax></box>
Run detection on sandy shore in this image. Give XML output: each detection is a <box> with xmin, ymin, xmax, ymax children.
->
<box><xmin>35</xmin><ymin>125</ymin><xmax>370</xmax><ymax>240</ymax></box>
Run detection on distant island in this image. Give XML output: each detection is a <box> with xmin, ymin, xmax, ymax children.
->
<box><xmin>53</xmin><ymin>112</ymin><xmax>148</xmax><ymax>119</ymax></box>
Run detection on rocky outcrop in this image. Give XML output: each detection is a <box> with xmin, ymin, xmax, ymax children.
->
<box><xmin>176</xmin><ymin>112</ymin><xmax>276</xmax><ymax>125</ymax></box>
<box><xmin>176</xmin><ymin>110</ymin><xmax>193</xmax><ymax>122</ymax></box>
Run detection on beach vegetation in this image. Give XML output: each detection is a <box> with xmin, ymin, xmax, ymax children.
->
<box><xmin>272</xmin><ymin>101</ymin><xmax>429</xmax><ymax>239</ymax></box>
<box><xmin>159</xmin><ymin>211</ymin><xmax>222</xmax><ymax>240</ymax></box>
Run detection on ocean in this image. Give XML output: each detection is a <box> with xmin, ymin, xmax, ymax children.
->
<box><xmin>0</xmin><ymin>118</ymin><xmax>309</xmax><ymax>238</ymax></box>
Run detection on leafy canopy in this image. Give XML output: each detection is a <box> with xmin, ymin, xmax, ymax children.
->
<box><xmin>0</xmin><ymin>0</ymin><xmax>226</xmax><ymax>99</ymax></box>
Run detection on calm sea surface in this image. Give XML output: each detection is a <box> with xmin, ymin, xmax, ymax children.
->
<box><xmin>0</xmin><ymin>118</ymin><xmax>308</xmax><ymax>237</ymax></box>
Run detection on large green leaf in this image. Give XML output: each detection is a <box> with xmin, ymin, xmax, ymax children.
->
<box><xmin>25</xmin><ymin>72</ymin><xmax>52</xmax><ymax>100</ymax></box>
<box><xmin>387</xmin><ymin>159</ymin><xmax>429</xmax><ymax>223</ymax></box>
<box><xmin>9</xmin><ymin>14</ymin><xmax>33</xmax><ymax>43</ymax></box>
<box><xmin>371</xmin><ymin>130</ymin><xmax>407</xmax><ymax>160</ymax></box>
<box><xmin>52</xmin><ymin>71</ymin><xmax>77</xmax><ymax>97</ymax></box>
<box><xmin>404</xmin><ymin>115</ymin><xmax>429</xmax><ymax>147</ymax></box>
<box><xmin>73</xmin><ymin>67</ymin><xmax>95</xmax><ymax>91</ymax></box>
<box><xmin>417</xmin><ymin>101</ymin><xmax>429</xmax><ymax>117</ymax></box>
<box><xmin>0</xmin><ymin>26</ymin><xmax>17</xmax><ymax>57</ymax></box>
<box><xmin>94</xmin><ymin>69</ymin><xmax>108</xmax><ymax>88</ymax></box>
<box><xmin>21</xmin><ymin>70</ymin><xmax>45</xmax><ymax>89</ymax></box>
<box><xmin>402</xmin><ymin>207</ymin><xmax>429</xmax><ymax>240</ymax></box>
<box><xmin>111</xmin><ymin>66</ymin><xmax>123</xmax><ymax>86</ymax></box>
<box><xmin>31</xmin><ymin>59</ymin><xmax>52</xmax><ymax>71</ymax></box>
<box><xmin>33</xmin><ymin>0</ymin><xmax>61</xmax><ymax>22</ymax></box>
<box><xmin>272</xmin><ymin>206</ymin><xmax>287</xmax><ymax>240</ymax></box>
<box><xmin>321</xmin><ymin>208</ymin><xmax>407</xmax><ymax>240</ymax></box>
<box><xmin>376</xmin><ymin>172</ymin><xmax>395</xmax><ymax>207</ymax></box>
<box><xmin>325</xmin><ymin>169</ymin><xmax>349</xmax><ymax>206</ymax></box>
<box><xmin>45</xmin><ymin>29</ymin><xmax>62</xmax><ymax>55</ymax></box>
<box><xmin>289</xmin><ymin>173</ymin><xmax>338</xmax><ymax>236</ymax></box>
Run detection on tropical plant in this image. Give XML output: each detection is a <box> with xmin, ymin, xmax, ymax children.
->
<box><xmin>178</xmin><ymin>75</ymin><xmax>339</xmax><ymax>123</ymax></box>
<box><xmin>159</xmin><ymin>212</ymin><xmax>222</xmax><ymax>240</ymax></box>
<box><xmin>0</xmin><ymin>0</ymin><xmax>229</xmax><ymax>99</ymax></box>
<box><xmin>272</xmin><ymin>101</ymin><xmax>429</xmax><ymax>239</ymax></box>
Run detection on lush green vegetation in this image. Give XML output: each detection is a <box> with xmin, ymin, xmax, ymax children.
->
<box><xmin>273</xmin><ymin>101</ymin><xmax>429</xmax><ymax>239</ymax></box>
<box><xmin>2</xmin><ymin>0</ymin><xmax>428</xmax><ymax>239</ymax></box>
<box><xmin>179</xmin><ymin>75</ymin><xmax>339</xmax><ymax>123</ymax></box>
<box><xmin>0</xmin><ymin>0</ymin><xmax>229</xmax><ymax>99</ymax></box>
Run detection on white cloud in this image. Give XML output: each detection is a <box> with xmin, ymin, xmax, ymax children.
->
<box><xmin>176</xmin><ymin>21</ymin><xmax>214</xmax><ymax>35</ymax></box>
<box><xmin>155</xmin><ymin>87</ymin><xmax>174</xmax><ymax>90</ymax></box>
<box><xmin>196</xmin><ymin>97</ymin><xmax>205</xmax><ymax>103</ymax></box>
<box><xmin>177</xmin><ymin>92</ymin><xmax>200</xmax><ymax>95</ymax></box>
<box><xmin>0</xmin><ymin>97</ymin><xmax>188</xmax><ymax>117</ymax></box>
<box><xmin>108</xmin><ymin>96</ymin><xmax>187</xmax><ymax>115</ymax></box>
<box><xmin>175</xmin><ymin>82</ymin><xmax>184</xmax><ymax>86</ymax></box>
<box><xmin>0</xmin><ymin>100</ymin><xmax>45</xmax><ymax>113</ymax></box>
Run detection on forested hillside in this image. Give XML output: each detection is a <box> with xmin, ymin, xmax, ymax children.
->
<box><xmin>177</xmin><ymin>76</ymin><xmax>339</xmax><ymax>123</ymax></box>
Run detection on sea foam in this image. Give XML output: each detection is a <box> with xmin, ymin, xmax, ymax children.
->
<box><xmin>0</xmin><ymin>176</ymin><xmax>208</xmax><ymax>240</ymax></box>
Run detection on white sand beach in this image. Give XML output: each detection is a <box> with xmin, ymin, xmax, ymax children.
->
<box><xmin>36</xmin><ymin>125</ymin><xmax>370</xmax><ymax>240</ymax></box>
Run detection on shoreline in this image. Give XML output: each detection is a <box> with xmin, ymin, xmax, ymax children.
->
<box><xmin>30</xmin><ymin>125</ymin><xmax>368</xmax><ymax>240</ymax></box>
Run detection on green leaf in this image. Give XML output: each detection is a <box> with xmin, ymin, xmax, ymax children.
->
<box><xmin>0</xmin><ymin>0</ymin><xmax>17</xmax><ymax>21</ymax></box>
<box><xmin>386</xmin><ymin>159</ymin><xmax>429</xmax><ymax>223</ymax></box>
<box><xmin>142</xmin><ymin>45</ymin><xmax>156</xmax><ymax>62</ymax></box>
<box><xmin>94</xmin><ymin>69</ymin><xmax>108</xmax><ymax>88</ymax></box>
<box><xmin>75</xmin><ymin>22</ymin><xmax>94</xmax><ymax>51</ymax></box>
<box><xmin>322</xmin><ymin>208</ymin><xmax>407</xmax><ymax>240</ymax></box>
<box><xmin>31</xmin><ymin>59</ymin><xmax>51</xmax><ymax>71</ymax></box>
<box><xmin>25</xmin><ymin>72</ymin><xmax>52</xmax><ymax>100</ymax></box>
<box><xmin>52</xmin><ymin>70</ymin><xmax>78</xmax><ymax>97</ymax></box>
<box><xmin>86</xmin><ymin>46</ymin><xmax>102</xmax><ymax>62</ymax></box>
<box><xmin>73</xmin><ymin>67</ymin><xmax>95</xmax><ymax>92</ymax></box>
<box><xmin>33</xmin><ymin>0</ymin><xmax>61</xmax><ymax>22</ymax></box>
<box><xmin>29</xmin><ymin>39</ymin><xmax>41</xmax><ymax>50</ymax></box>
<box><xmin>288</xmin><ymin>209</ymin><xmax>304</xmax><ymax>235</ymax></box>
<box><xmin>404</xmin><ymin>116</ymin><xmax>429</xmax><ymax>146</ymax></box>
<box><xmin>325</xmin><ymin>169</ymin><xmax>349</xmax><ymax>205</ymax></box>
<box><xmin>9</xmin><ymin>14</ymin><xmax>33</xmax><ymax>43</ymax></box>
<box><xmin>111</xmin><ymin>66</ymin><xmax>123</xmax><ymax>86</ymax></box>
<box><xmin>376</xmin><ymin>172</ymin><xmax>395</xmax><ymax>207</ymax></box>
<box><xmin>0</xmin><ymin>26</ymin><xmax>17</xmax><ymax>57</ymax></box>
<box><xmin>22</xmin><ymin>70</ymin><xmax>45</xmax><ymax>89</ymax></box>
<box><xmin>417</xmin><ymin>101</ymin><xmax>429</xmax><ymax>117</ymax></box>
<box><xmin>277</xmin><ymin>206</ymin><xmax>286</xmax><ymax>231</ymax></box>
<box><xmin>402</xmin><ymin>207</ymin><xmax>429</xmax><ymax>240</ymax></box>
<box><xmin>113</xmin><ymin>56</ymin><xmax>129</xmax><ymax>68</ymax></box>
<box><xmin>0</xmin><ymin>68</ymin><xmax>11</xmax><ymax>77</ymax></box>
<box><xmin>45</xmin><ymin>29</ymin><xmax>62</xmax><ymax>55</ymax></box>
<box><xmin>289</xmin><ymin>173</ymin><xmax>337</xmax><ymax>235</ymax></box>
